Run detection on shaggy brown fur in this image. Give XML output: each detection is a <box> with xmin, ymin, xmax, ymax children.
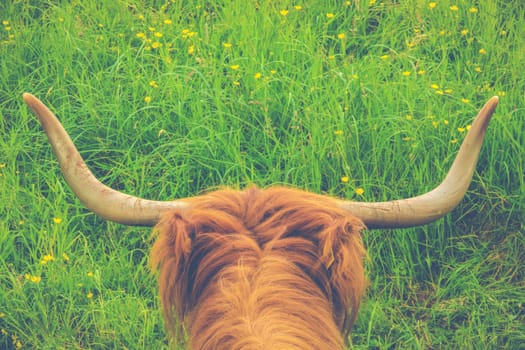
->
<box><xmin>151</xmin><ymin>186</ymin><xmax>367</xmax><ymax>350</ymax></box>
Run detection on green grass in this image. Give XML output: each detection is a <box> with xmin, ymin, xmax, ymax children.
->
<box><xmin>1</xmin><ymin>0</ymin><xmax>523</xmax><ymax>348</ymax></box>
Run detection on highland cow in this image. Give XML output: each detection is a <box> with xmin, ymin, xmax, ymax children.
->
<box><xmin>23</xmin><ymin>93</ymin><xmax>498</xmax><ymax>349</ymax></box>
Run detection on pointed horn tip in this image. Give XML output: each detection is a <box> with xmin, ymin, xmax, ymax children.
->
<box><xmin>22</xmin><ymin>93</ymin><xmax>41</xmax><ymax>110</ymax></box>
<box><xmin>471</xmin><ymin>96</ymin><xmax>499</xmax><ymax>129</ymax></box>
<box><xmin>487</xmin><ymin>95</ymin><xmax>499</xmax><ymax>109</ymax></box>
<box><xmin>22</xmin><ymin>92</ymin><xmax>36</xmax><ymax>101</ymax></box>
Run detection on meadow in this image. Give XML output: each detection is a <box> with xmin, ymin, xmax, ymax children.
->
<box><xmin>0</xmin><ymin>0</ymin><xmax>523</xmax><ymax>348</ymax></box>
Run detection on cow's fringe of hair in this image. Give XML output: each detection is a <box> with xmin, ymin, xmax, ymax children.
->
<box><xmin>151</xmin><ymin>186</ymin><xmax>367</xmax><ymax>350</ymax></box>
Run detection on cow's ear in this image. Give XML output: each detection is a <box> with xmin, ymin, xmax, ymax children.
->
<box><xmin>151</xmin><ymin>211</ymin><xmax>194</xmax><ymax>335</ymax></box>
<box><xmin>318</xmin><ymin>217</ymin><xmax>368</xmax><ymax>333</ymax></box>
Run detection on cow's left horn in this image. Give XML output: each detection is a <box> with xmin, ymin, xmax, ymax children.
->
<box><xmin>24</xmin><ymin>93</ymin><xmax>187</xmax><ymax>226</ymax></box>
<box><xmin>338</xmin><ymin>96</ymin><xmax>499</xmax><ymax>229</ymax></box>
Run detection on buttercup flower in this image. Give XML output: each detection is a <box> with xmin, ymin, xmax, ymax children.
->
<box><xmin>40</xmin><ymin>254</ymin><xmax>55</xmax><ymax>265</ymax></box>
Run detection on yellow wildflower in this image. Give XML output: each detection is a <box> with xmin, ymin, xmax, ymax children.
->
<box><xmin>337</xmin><ymin>33</ymin><xmax>346</xmax><ymax>39</ymax></box>
<box><xmin>188</xmin><ymin>45</ymin><xmax>195</xmax><ymax>54</ymax></box>
<box><xmin>461</xmin><ymin>98</ymin><xmax>470</xmax><ymax>103</ymax></box>
<box><xmin>341</xmin><ymin>176</ymin><xmax>349</xmax><ymax>183</ymax></box>
<box><xmin>402</xmin><ymin>71</ymin><xmax>411</xmax><ymax>76</ymax></box>
<box><xmin>450</xmin><ymin>5</ymin><xmax>459</xmax><ymax>11</ymax></box>
<box><xmin>334</xmin><ymin>130</ymin><xmax>343</xmax><ymax>135</ymax></box>
<box><xmin>355</xmin><ymin>188</ymin><xmax>365</xmax><ymax>196</ymax></box>
<box><xmin>254</xmin><ymin>72</ymin><xmax>262</xmax><ymax>79</ymax></box>
<box><xmin>144</xmin><ymin>96</ymin><xmax>151</xmax><ymax>103</ymax></box>
<box><xmin>26</xmin><ymin>274</ymin><xmax>41</xmax><ymax>283</ymax></box>
<box><xmin>181</xmin><ymin>29</ymin><xmax>197</xmax><ymax>39</ymax></box>
<box><xmin>469</xmin><ymin>7</ymin><xmax>478</xmax><ymax>13</ymax></box>
<box><xmin>326</xmin><ymin>13</ymin><xmax>335</xmax><ymax>19</ymax></box>
<box><xmin>40</xmin><ymin>254</ymin><xmax>55</xmax><ymax>265</ymax></box>
<box><xmin>428</xmin><ymin>2</ymin><xmax>437</xmax><ymax>10</ymax></box>
<box><xmin>294</xmin><ymin>5</ymin><xmax>302</xmax><ymax>10</ymax></box>
<box><xmin>87</xmin><ymin>292</ymin><xmax>93</xmax><ymax>299</ymax></box>
<box><xmin>280</xmin><ymin>10</ymin><xmax>289</xmax><ymax>16</ymax></box>
<box><xmin>53</xmin><ymin>217</ymin><xmax>62</xmax><ymax>224</ymax></box>
<box><xmin>479</xmin><ymin>48</ymin><xmax>487</xmax><ymax>55</ymax></box>
<box><xmin>222</xmin><ymin>42</ymin><xmax>232</xmax><ymax>49</ymax></box>
<box><xmin>163</xmin><ymin>19</ymin><xmax>172</xmax><ymax>25</ymax></box>
<box><xmin>149</xmin><ymin>80</ymin><xmax>158</xmax><ymax>88</ymax></box>
<box><xmin>230</xmin><ymin>64</ymin><xmax>240</xmax><ymax>70</ymax></box>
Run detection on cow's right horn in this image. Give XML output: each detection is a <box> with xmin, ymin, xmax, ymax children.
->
<box><xmin>338</xmin><ymin>96</ymin><xmax>499</xmax><ymax>229</ymax></box>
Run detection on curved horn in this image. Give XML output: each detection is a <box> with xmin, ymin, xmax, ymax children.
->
<box><xmin>338</xmin><ymin>96</ymin><xmax>499</xmax><ymax>229</ymax></box>
<box><xmin>23</xmin><ymin>93</ymin><xmax>187</xmax><ymax>226</ymax></box>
